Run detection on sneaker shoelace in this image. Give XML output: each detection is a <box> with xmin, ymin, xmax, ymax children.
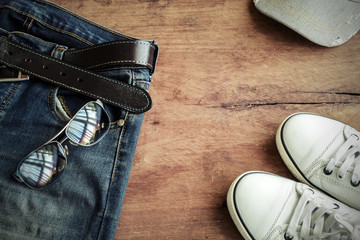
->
<box><xmin>285</xmin><ymin>188</ymin><xmax>360</xmax><ymax>240</ymax></box>
<box><xmin>324</xmin><ymin>133</ymin><xmax>360</xmax><ymax>187</ymax></box>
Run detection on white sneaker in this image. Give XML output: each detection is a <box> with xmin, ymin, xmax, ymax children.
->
<box><xmin>276</xmin><ymin>113</ymin><xmax>360</xmax><ymax>211</ymax></box>
<box><xmin>227</xmin><ymin>171</ymin><xmax>360</xmax><ymax>240</ymax></box>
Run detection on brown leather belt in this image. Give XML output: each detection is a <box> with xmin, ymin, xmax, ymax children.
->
<box><xmin>0</xmin><ymin>36</ymin><xmax>158</xmax><ymax>113</ymax></box>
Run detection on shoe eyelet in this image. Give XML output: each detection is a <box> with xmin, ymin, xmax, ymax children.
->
<box><xmin>337</xmin><ymin>174</ymin><xmax>344</xmax><ymax>180</ymax></box>
<box><xmin>351</xmin><ymin>180</ymin><xmax>360</xmax><ymax>187</ymax></box>
<box><xmin>351</xmin><ymin>134</ymin><xmax>359</xmax><ymax>141</ymax></box>
<box><xmin>323</xmin><ymin>167</ymin><xmax>332</xmax><ymax>175</ymax></box>
<box><xmin>284</xmin><ymin>233</ymin><xmax>294</xmax><ymax>240</ymax></box>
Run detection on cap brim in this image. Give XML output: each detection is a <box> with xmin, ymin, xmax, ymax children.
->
<box><xmin>254</xmin><ymin>0</ymin><xmax>360</xmax><ymax>47</ymax></box>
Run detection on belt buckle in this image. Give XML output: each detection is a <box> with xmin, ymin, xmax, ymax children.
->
<box><xmin>0</xmin><ymin>71</ymin><xmax>30</xmax><ymax>82</ymax></box>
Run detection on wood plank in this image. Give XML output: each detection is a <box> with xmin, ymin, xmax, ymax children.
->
<box><xmin>51</xmin><ymin>0</ymin><xmax>360</xmax><ymax>239</ymax></box>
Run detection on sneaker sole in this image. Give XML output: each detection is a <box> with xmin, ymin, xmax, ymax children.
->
<box><xmin>227</xmin><ymin>171</ymin><xmax>263</xmax><ymax>240</ymax></box>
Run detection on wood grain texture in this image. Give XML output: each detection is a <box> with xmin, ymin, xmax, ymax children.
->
<box><xmin>51</xmin><ymin>0</ymin><xmax>360</xmax><ymax>239</ymax></box>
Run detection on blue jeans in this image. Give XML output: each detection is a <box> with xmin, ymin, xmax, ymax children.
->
<box><xmin>0</xmin><ymin>0</ymin><xmax>156</xmax><ymax>239</ymax></box>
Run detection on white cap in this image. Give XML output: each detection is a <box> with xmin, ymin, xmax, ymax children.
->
<box><xmin>254</xmin><ymin>0</ymin><xmax>360</xmax><ymax>47</ymax></box>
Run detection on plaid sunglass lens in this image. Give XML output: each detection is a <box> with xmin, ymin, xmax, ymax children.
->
<box><xmin>18</xmin><ymin>142</ymin><xmax>67</xmax><ymax>188</ymax></box>
<box><xmin>67</xmin><ymin>101</ymin><xmax>109</xmax><ymax>146</ymax></box>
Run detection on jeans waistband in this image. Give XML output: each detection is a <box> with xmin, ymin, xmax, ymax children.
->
<box><xmin>0</xmin><ymin>0</ymin><xmax>143</xmax><ymax>47</ymax></box>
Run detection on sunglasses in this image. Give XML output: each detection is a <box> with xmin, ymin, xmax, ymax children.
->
<box><xmin>13</xmin><ymin>100</ymin><xmax>110</xmax><ymax>189</ymax></box>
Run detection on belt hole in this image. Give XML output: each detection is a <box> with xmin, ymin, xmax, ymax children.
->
<box><xmin>42</xmin><ymin>65</ymin><xmax>48</xmax><ymax>69</ymax></box>
<box><xmin>60</xmin><ymin>72</ymin><xmax>66</xmax><ymax>76</ymax></box>
<box><xmin>6</xmin><ymin>51</ymin><xmax>12</xmax><ymax>56</ymax></box>
<box><xmin>76</xmin><ymin>77</ymin><xmax>83</xmax><ymax>82</ymax></box>
<box><xmin>24</xmin><ymin>58</ymin><xmax>31</xmax><ymax>63</ymax></box>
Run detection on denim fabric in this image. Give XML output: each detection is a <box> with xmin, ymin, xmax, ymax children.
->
<box><xmin>0</xmin><ymin>0</ymin><xmax>155</xmax><ymax>239</ymax></box>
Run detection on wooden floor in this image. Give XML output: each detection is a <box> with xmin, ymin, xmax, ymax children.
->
<box><xmin>53</xmin><ymin>1</ymin><xmax>360</xmax><ymax>239</ymax></box>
